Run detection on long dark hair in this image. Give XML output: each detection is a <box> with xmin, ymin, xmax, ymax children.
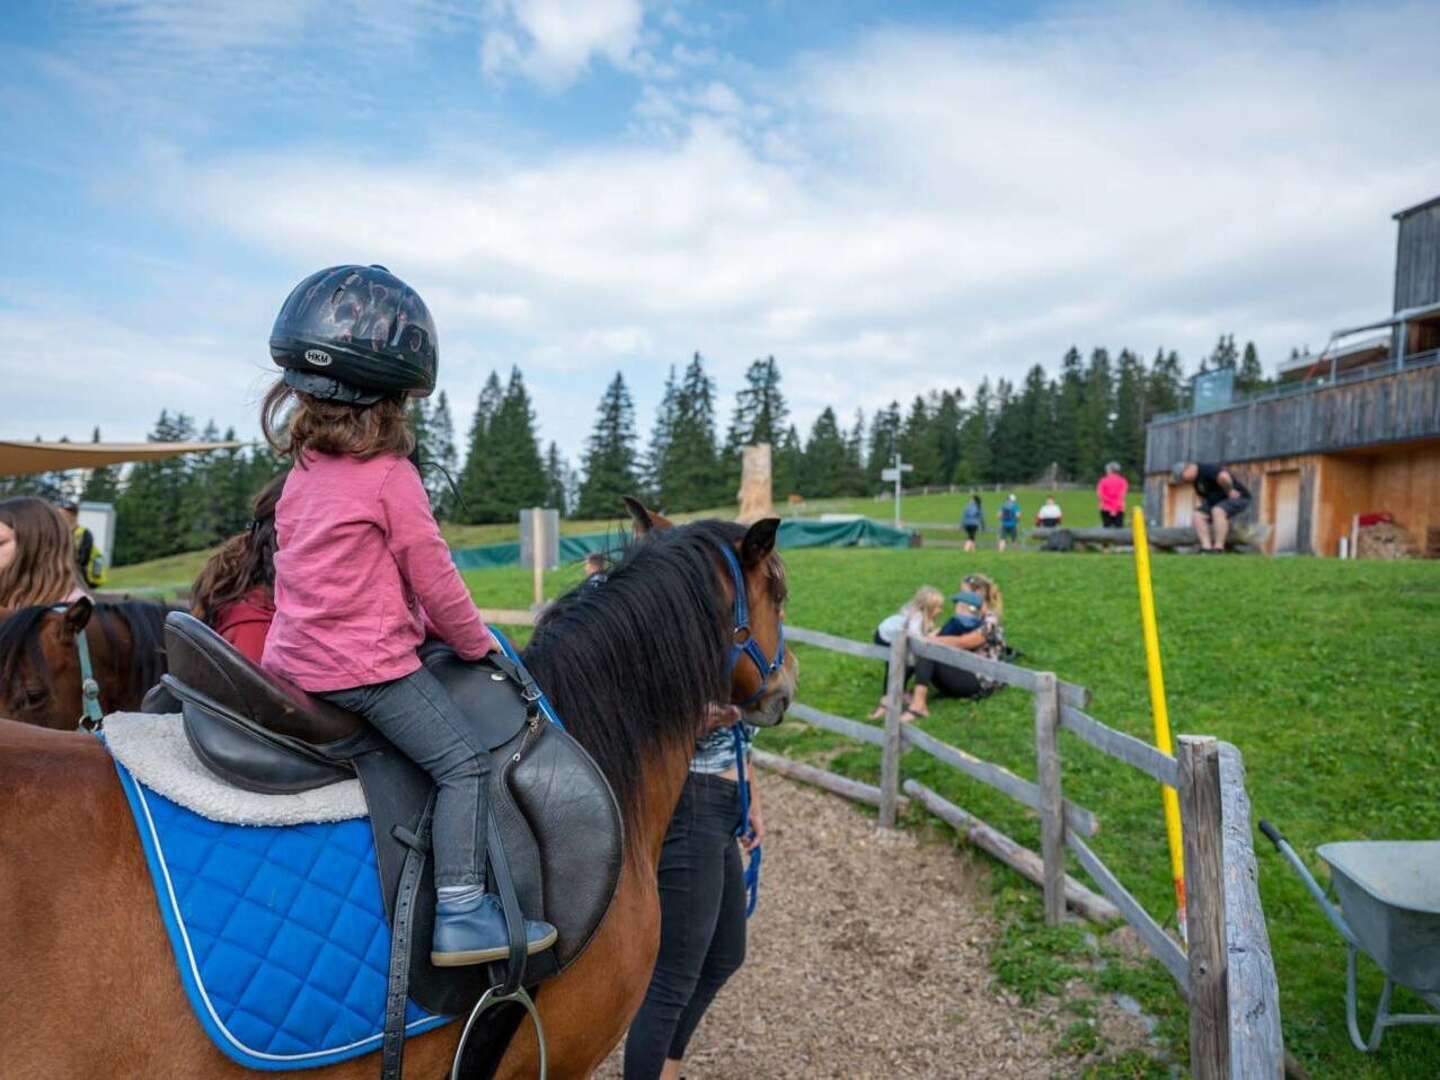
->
<box><xmin>0</xmin><ymin>497</ymin><xmax>80</xmax><ymax>612</ymax></box>
<box><xmin>522</xmin><ymin>520</ymin><xmax>766</xmax><ymax>831</ymax></box>
<box><xmin>191</xmin><ymin>475</ymin><xmax>286</xmax><ymax>625</ymax></box>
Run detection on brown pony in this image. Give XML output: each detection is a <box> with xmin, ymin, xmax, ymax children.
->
<box><xmin>0</xmin><ymin>511</ymin><xmax>794</xmax><ymax>1078</ymax></box>
<box><xmin>0</xmin><ymin>598</ymin><xmax>169</xmax><ymax>729</ymax></box>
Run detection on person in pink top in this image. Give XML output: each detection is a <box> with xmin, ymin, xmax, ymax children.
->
<box><xmin>259</xmin><ymin>265</ymin><xmax>556</xmax><ymax>967</ymax></box>
<box><xmin>1096</xmin><ymin>461</ymin><xmax>1129</xmax><ymax>528</ymax></box>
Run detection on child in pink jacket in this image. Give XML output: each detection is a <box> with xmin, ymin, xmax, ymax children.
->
<box><xmin>260</xmin><ymin>264</ymin><xmax>555</xmax><ymax>967</ymax></box>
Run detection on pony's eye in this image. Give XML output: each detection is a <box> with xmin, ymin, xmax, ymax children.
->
<box><xmin>22</xmin><ymin>686</ymin><xmax>46</xmax><ymax>707</ymax></box>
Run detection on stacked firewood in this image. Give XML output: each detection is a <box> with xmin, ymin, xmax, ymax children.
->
<box><xmin>1356</xmin><ymin>521</ymin><xmax>1415</xmax><ymax>560</ymax></box>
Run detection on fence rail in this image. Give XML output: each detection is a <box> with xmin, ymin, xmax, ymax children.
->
<box><xmin>775</xmin><ymin>623</ymin><xmax>1282</xmax><ymax>1078</ymax></box>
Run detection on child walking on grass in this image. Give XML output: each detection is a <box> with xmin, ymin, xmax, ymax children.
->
<box><xmin>260</xmin><ymin>264</ymin><xmax>555</xmax><ymax>966</ymax></box>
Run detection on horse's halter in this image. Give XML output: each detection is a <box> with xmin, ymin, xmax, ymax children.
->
<box><xmin>51</xmin><ymin>604</ymin><xmax>104</xmax><ymax>729</ymax></box>
<box><xmin>714</xmin><ymin>542</ymin><xmax>786</xmax><ymax>709</ymax></box>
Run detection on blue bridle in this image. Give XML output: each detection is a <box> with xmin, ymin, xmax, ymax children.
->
<box><xmin>714</xmin><ymin>542</ymin><xmax>786</xmax><ymax>709</ymax></box>
<box><xmin>713</xmin><ymin>541</ymin><xmax>786</xmax><ymax>917</ymax></box>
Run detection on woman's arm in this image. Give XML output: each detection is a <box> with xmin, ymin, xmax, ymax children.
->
<box><xmin>928</xmin><ymin>629</ymin><xmax>986</xmax><ymax>651</ymax></box>
<box><xmin>741</xmin><ymin>760</ymin><xmax>764</xmax><ymax>852</ymax></box>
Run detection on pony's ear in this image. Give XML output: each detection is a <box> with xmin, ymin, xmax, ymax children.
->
<box><xmin>741</xmin><ymin>518</ymin><xmax>781</xmax><ymax>568</ymax></box>
<box><xmin>623</xmin><ymin>496</ymin><xmax>673</xmax><ymax>535</ymax></box>
<box><xmin>63</xmin><ymin>597</ymin><xmax>93</xmax><ymax>636</ymax></box>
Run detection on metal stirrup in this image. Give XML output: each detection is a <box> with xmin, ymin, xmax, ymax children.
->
<box><xmin>450</xmin><ymin>984</ymin><xmax>547</xmax><ymax>1080</ymax></box>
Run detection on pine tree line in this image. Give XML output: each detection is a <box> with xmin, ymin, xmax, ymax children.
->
<box><xmin>0</xmin><ymin>334</ymin><xmax>1265</xmax><ymax>565</ymax></box>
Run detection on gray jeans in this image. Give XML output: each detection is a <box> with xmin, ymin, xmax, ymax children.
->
<box><xmin>320</xmin><ymin>665</ymin><xmax>490</xmax><ymax>889</ymax></box>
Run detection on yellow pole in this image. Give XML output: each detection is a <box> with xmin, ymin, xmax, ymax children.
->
<box><xmin>1132</xmin><ymin>509</ymin><xmax>1187</xmax><ymax>941</ymax></box>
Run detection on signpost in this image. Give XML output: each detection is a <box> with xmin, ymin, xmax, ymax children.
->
<box><xmin>880</xmin><ymin>454</ymin><xmax>914</xmax><ymax>529</ymax></box>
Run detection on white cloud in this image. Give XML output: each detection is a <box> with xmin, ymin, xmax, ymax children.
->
<box><xmin>480</xmin><ymin>0</ymin><xmax>645</xmax><ymax>89</ymax></box>
<box><xmin>10</xmin><ymin>1</ymin><xmax>1440</xmax><ymax>463</ymax></box>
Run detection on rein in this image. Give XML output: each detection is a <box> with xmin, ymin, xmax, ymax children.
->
<box><xmin>712</xmin><ymin>542</ymin><xmax>784</xmax><ymax>917</ymax></box>
<box><xmin>51</xmin><ymin>604</ymin><xmax>104</xmax><ymax>729</ymax></box>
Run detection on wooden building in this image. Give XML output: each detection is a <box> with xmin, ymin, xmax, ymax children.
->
<box><xmin>1144</xmin><ymin>196</ymin><xmax>1440</xmax><ymax>556</ymax></box>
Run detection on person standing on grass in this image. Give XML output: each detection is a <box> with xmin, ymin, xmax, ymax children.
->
<box><xmin>1172</xmin><ymin>461</ymin><xmax>1251</xmax><ymax>553</ymax></box>
<box><xmin>961</xmin><ymin>493</ymin><xmax>985</xmax><ymax>551</ymax></box>
<box><xmin>1096</xmin><ymin>462</ymin><xmax>1128</xmax><ymax>528</ymax></box>
<box><xmin>997</xmin><ymin>493</ymin><xmax>1021</xmax><ymax>551</ymax></box>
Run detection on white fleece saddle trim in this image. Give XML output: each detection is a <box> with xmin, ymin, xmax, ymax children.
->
<box><xmin>103</xmin><ymin>712</ymin><xmax>368</xmax><ymax>826</ymax></box>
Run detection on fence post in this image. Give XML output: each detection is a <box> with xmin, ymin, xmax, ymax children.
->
<box><xmin>1032</xmin><ymin>672</ymin><xmax>1066</xmax><ymax>925</ymax></box>
<box><xmin>1179</xmin><ymin>735</ymin><xmax>1228</xmax><ymax>1079</ymax></box>
<box><xmin>530</xmin><ymin>507</ymin><xmax>546</xmax><ymax>610</ymax></box>
<box><xmin>878</xmin><ymin>632</ymin><xmax>908</xmax><ymax>828</ymax></box>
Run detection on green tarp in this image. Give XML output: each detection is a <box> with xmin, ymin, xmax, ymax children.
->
<box><xmin>450</xmin><ymin>517</ymin><xmax>913</xmax><ymax>571</ymax></box>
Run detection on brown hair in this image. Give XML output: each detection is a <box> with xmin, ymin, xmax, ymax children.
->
<box><xmin>962</xmin><ymin>572</ymin><xmax>1004</xmax><ymax>619</ymax></box>
<box><xmin>0</xmin><ymin>497</ymin><xmax>82</xmax><ymax>611</ymax></box>
<box><xmin>191</xmin><ymin>475</ymin><xmax>287</xmax><ymax>625</ymax></box>
<box><xmin>261</xmin><ymin>379</ymin><xmax>414</xmax><ymax>464</ymax></box>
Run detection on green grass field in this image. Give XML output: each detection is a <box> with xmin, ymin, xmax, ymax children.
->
<box><xmin>104</xmin><ymin>494</ymin><xmax>1438</xmax><ymax>1075</ymax></box>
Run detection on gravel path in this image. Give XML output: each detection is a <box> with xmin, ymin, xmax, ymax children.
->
<box><xmin>599</xmin><ymin>773</ymin><xmax>1149</xmax><ymax>1078</ymax></box>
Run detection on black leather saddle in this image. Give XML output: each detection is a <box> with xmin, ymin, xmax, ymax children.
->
<box><xmin>154</xmin><ymin>612</ymin><xmax>623</xmax><ymax>1078</ymax></box>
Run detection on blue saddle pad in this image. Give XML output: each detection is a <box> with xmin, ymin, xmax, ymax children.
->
<box><xmin>112</xmin><ymin>756</ymin><xmax>453</xmax><ymax>1071</ymax></box>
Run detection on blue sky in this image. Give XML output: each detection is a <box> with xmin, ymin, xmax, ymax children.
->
<box><xmin>2</xmin><ymin>0</ymin><xmax>1438</xmax><ymax>463</ymax></box>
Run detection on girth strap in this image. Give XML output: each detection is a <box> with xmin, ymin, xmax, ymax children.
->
<box><xmin>381</xmin><ymin>796</ymin><xmax>435</xmax><ymax>1080</ymax></box>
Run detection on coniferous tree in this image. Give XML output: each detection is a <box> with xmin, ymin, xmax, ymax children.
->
<box><xmin>955</xmin><ymin>380</ymin><xmax>992</xmax><ymax>484</ymax></box>
<box><xmin>544</xmin><ymin>441</ymin><xmax>570</xmax><ymax>516</ymax></box>
<box><xmin>427</xmin><ymin>391</ymin><xmax>458</xmax><ymax>517</ymax></box>
<box><xmin>1147</xmin><ymin>349</ymin><xmax>1185</xmax><ymax>418</ymax></box>
<box><xmin>897</xmin><ymin>396</ymin><xmax>941</xmax><ymax>485</ymax></box>
<box><xmin>866</xmin><ymin>402</ymin><xmax>902</xmax><ymax>488</ymax></box>
<box><xmin>80</xmin><ymin>426</ymin><xmax>121</xmax><ymax>504</ymax></box>
<box><xmin>644</xmin><ymin>365</ymin><xmax>679</xmax><ymax>504</ymax></box>
<box><xmin>773</xmin><ymin>424</ymin><xmax>804</xmax><ymax>499</ymax></box>
<box><xmin>1111</xmin><ymin>350</ymin><xmax>1148</xmax><ymax>476</ymax></box>
<box><xmin>1014</xmin><ymin>366</ymin><xmax>1055</xmax><ymax>481</ymax></box>
<box><xmin>841</xmin><ymin>409</ymin><xmax>868</xmax><ymax>496</ymax></box>
<box><xmin>1075</xmin><ymin>347</ymin><xmax>1113</xmax><ymax>480</ymax></box>
<box><xmin>657</xmin><ymin>352</ymin><xmax>723</xmax><ymax>512</ymax></box>
<box><xmin>457</xmin><ymin>371</ymin><xmax>506</xmax><ymax>523</ymax></box>
<box><xmin>802</xmin><ymin>408</ymin><xmax>847</xmax><ymax>497</ymax></box>
<box><xmin>577</xmin><ymin>373</ymin><xmax>641</xmax><ymax>519</ymax></box>
<box><xmin>1209</xmin><ymin>334</ymin><xmax>1239</xmax><ymax>371</ymax></box>
<box><xmin>724</xmin><ymin>355</ymin><xmax>788</xmax><ymax>456</ymax></box>
<box><xmin>1237</xmin><ymin>341</ymin><xmax>1266</xmax><ymax>394</ymax></box>
<box><xmin>1053</xmin><ymin>347</ymin><xmax>1085</xmax><ymax>479</ymax></box>
<box><xmin>487</xmin><ymin>367</ymin><xmax>548</xmax><ymax>515</ymax></box>
<box><xmin>988</xmin><ymin>378</ymin><xmax>1021</xmax><ymax>483</ymax></box>
<box><xmin>930</xmin><ymin>389</ymin><xmax>965</xmax><ymax>485</ymax></box>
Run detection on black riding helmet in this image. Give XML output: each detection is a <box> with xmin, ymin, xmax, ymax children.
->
<box><xmin>270</xmin><ymin>265</ymin><xmax>437</xmax><ymax>403</ymax></box>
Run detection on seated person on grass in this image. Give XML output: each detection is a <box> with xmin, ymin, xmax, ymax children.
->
<box><xmin>904</xmin><ymin>574</ymin><xmax>1006</xmax><ymax>721</ymax></box>
<box><xmin>868</xmin><ymin>585</ymin><xmax>945</xmax><ymax>720</ymax></box>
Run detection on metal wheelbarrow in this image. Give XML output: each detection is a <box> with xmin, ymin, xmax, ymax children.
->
<box><xmin>1260</xmin><ymin>820</ymin><xmax>1440</xmax><ymax>1052</ymax></box>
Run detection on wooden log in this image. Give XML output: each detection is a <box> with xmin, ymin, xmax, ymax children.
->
<box><xmin>786</xmin><ymin>625</ymin><xmax>890</xmax><ymax>662</ymax></box>
<box><xmin>1059</xmin><ymin>705</ymin><xmax>1179</xmax><ymax>787</ymax></box>
<box><xmin>878</xmin><ymin>633</ymin><xmax>908</xmax><ymax>828</ymax></box>
<box><xmin>903</xmin><ymin>780</ymin><xmax>1119</xmax><ymax>924</ymax></box>
<box><xmin>752</xmin><ymin>748</ymin><xmax>908</xmax><ymax>810</ymax></box>
<box><xmin>1179</xmin><ymin>736</ymin><xmax>1229</xmax><ymax>1080</ymax></box>
<box><xmin>785</xmin><ymin>702</ymin><xmax>885</xmax><ymax>746</ymax></box>
<box><xmin>900</xmin><ymin>723</ymin><xmax>1100</xmax><ymax>837</ymax></box>
<box><xmin>1033</xmin><ymin>672</ymin><xmax>1066</xmax><ymax>927</ymax></box>
<box><xmin>1029</xmin><ymin>523</ymin><xmax>1269</xmax><ymax>551</ymax></box>
<box><xmin>1067</xmin><ymin>831</ymin><xmax>1189</xmax><ymax>989</ymax></box>
<box><xmin>1219</xmin><ymin>742</ymin><xmax>1285</xmax><ymax>1079</ymax></box>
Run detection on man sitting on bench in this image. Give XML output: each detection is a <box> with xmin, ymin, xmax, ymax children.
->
<box><xmin>1172</xmin><ymin>461</ymin><xmax>1251</xmax><ymax>554</ymax></box>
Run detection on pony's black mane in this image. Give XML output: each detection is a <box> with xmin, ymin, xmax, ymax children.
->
<box><xmin>523</xmin><ymin>519</ymin><xmax>760</xmax><ymax>831</ymax></box>
<box><xmin>0</xmin><ymin>601</ymin><xmax>170</xmax><ymax>699</ymax></box>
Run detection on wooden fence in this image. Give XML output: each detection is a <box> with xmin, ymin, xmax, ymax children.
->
<box><xmin>779</xmin><ymin>625</ymin><xmax>1284</xmax><ymax>1079</ymax></box>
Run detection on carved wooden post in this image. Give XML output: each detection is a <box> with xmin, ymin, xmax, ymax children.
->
<box><xmin>530</xmin><ymin>508</ymin><xmax>545</xmax><ymax>610</ymax></box>
<box><xmin>878</xmin><ymin>632</ymin><xmax>908</xmax><ymax>828</ymax></box>
<box><xmin>1179</xmin><ymin>735</ymin><xmax>1228</xmax><ymax>1079</ymax></box>
<box><xmin>1033</xmin><ymin>672</ymin><xmax>1066</xmax><ymax>925</ymax></box>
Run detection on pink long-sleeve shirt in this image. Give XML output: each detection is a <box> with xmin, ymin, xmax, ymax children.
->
<box><xmin>1097</xmin><ymin>472</ymin><xmax>1129</xmax><ymax>515</ymax></box>
<box><xmin>262</xmin><ymin>452</ymin><xmax>495</xmax><ymax>692</ymax></box>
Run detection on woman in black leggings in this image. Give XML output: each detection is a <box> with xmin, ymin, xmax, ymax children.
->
<box><xmin>624</xmin><ymin>724</ymin><xmax>762</xmax><ymax>1079</ymax></box>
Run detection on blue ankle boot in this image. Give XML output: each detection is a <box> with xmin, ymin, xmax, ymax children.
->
<box><xmin>431</xmin><ymin>892</ymin><xmax>558</xmax><ymax>967</ymax></box>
